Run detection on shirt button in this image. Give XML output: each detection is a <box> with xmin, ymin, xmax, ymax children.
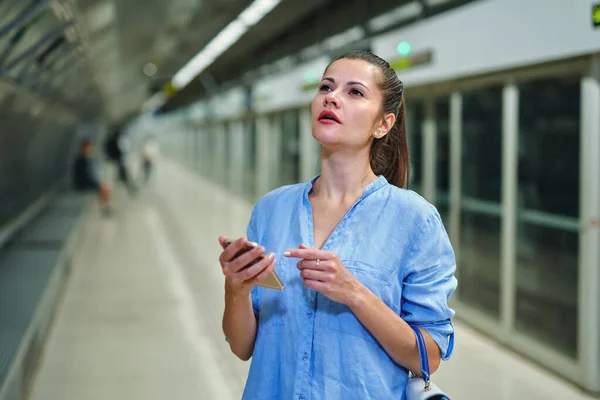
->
<box><xmin>302</xmin><ymin>352</ymin><xmax>308</xmax><ymax>361</ymax></box>
<box><xmin>306</xmin><ymin>311</ymin><xmax>313</xmax><ymax>318</ymax></box>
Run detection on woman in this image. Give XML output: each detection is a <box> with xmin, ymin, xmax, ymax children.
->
<box><xmin>218</xmin><ymin>50</ymin><xmax>457</xmax><ymax>399</ymax></box>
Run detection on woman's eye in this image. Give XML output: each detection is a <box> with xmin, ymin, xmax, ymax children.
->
<box><xmin>350</xmin><ymin>88</ymin><xmax>363</xmax><ymax>97</ymax></box>
<box><xmin>319</xmin><ymin>84</ymin><xmax>332</xmax><ymax>92</ymax></box>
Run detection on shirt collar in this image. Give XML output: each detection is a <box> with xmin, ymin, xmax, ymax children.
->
<box><xmin>304</xmin><ymin>174</ymin><xmax>388</xmax><ymax>200</ymax></box>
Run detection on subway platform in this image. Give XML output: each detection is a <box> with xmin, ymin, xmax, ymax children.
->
<box><xmin>28</xmin><ymin>159</ymin><xmax>597</xmax><ymax>400</ymax></box>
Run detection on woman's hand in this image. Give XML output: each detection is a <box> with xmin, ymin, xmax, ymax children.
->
<box><xmin>218</xmin><ymin>236</ymin><xmax>276</xmax><ymax>296</ymax></box>
<box><xmin>284</xmin><ymin>244</ymin><xmax>365</xmax><ymax>305</ymax></box>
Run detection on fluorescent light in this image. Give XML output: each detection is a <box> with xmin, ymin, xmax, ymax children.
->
<box><xmin>172</xmin><ymin>0</ymin><xmax>281</xmax><ymax>89</ymax></box>
<box><xmin>238</xmin><ymin>0</ymin><xmax>280</xmax><ymax>26</ymax></box>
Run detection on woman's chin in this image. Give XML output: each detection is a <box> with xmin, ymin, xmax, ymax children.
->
<box><xmin>312</xmin><ymin>129</ymin><xmax>343</xmax><ymax>146</ymax></box>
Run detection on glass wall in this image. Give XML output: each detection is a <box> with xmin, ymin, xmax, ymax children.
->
<box><xmin>223</xmin><ymin>123</ymin><xmax>232</xmax><ymax>190</ymax></box>
<box><xmin>204</xmin><ymin>126</ymin><xmax>215</xmax><ymax>177</ymax></box>
<box><xmin>516</xmin><ymin>76</ymin><xmax>581</xmax><ymax>358</ymax></box>
<box><xmin>458</xmin><ymin>86</ymin><xmax>503</xmax><ymax>319</ymax></box>
<box><xmin>435</xmin><ymin>97</ymin><xmax>451</xmax><ymax>224</ymax></box>
<box><xmin>406</xmin><ymin>100</ymin><xmax>423</xmax><ymax>193</ymax></box>
<box><xmin>280</xmin><ymin>110</ymin><xmax>300</xmax><ymax>186</ymax></box>
<box><xmin>244</xmin><ymin>119</ymin><xmax>258</xmax><ymax>201</ymax></box>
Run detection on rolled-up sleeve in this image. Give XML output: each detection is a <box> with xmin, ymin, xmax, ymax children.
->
<box><xmin>246</xmin><ymin>206</ymin><xmax>262</xmax><ymax>319</ymax></box>
<box><xmin>401</xmin><ymin>210</ymin><xmax>457</xmax><ymax>360</ymax></box>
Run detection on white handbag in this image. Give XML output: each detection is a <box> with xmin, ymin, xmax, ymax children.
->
<box><xmin>405</xmin><ymin>326</ymin><xmax>451</xmax><ymax>400</ymax></box>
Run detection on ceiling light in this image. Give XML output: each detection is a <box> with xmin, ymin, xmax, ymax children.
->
<box><xmin>172</xmin><ymin>0</ymin><xmax>281</xmax><ymax>90</ymax></box>
<box><xmin>238</xmin><ymin>0</ymin><xmax>280</xmax><ymax>26</ymax></box>
<box><xmin>143</xmin><ymin>62</ymin><xmax>158</xmax><ymax>77</ymax></box>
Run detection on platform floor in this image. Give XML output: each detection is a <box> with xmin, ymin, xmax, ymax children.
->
<box><xmin>29</xmin><ymin>159</ymin><xmax>597</xmax><ymax>400</ymax></box>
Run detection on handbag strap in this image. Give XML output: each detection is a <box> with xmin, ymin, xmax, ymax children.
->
<box><xmin>410</xmin><ymin>325</ymin><xmax>431</xmax><ymax>391</ymax></box>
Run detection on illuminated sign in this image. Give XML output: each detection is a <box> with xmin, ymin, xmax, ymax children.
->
<box><xmin>390</xmin><ymin>50</ymin><xmax>433</xmax><ymax>72</ymax></box>
<box><xmin>593</xmin><ymin>3</ymin><xmax>600</xmax><ymax>27</ymax></box>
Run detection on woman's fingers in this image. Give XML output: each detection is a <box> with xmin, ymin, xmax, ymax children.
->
<box><xmin>252</xmin><ymin>257</ymin><xmax>277</xmax><ymax>284</ymax></box>
<box><xmin>233</xmin><ymin>252</ymin><xmax>275</xmax><ymax>283</ymax></box>
<box><xmin>284</xmin><ymin>247</ymin><xmax>332</xmax><ymax>260</ymax></box>
<box><xmin>229</xmin><ymin>245</ymin><xmax>265</xmax><ymax>273</ymax></box>
<box><xmin>297</xmin><ymin>258</ymin><xmax>329</xmax><ymax>271</ymax></box>
<box><xmin>219</xmin><ymin>237</ymin><xmax>247</xmax><ymax>263</ymax></box>
<box><xmin>299</xmin><ymin>268</ymin><xmax>330</xmax><ymax>282</ymax></box>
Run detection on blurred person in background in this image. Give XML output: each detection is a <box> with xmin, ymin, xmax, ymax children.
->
<box><xmin>73</xmin><ymin>138</ymin><xmax>112</xmax><ymax>215</ymax></box>
<box><xmin>218</xmin><ymin>50</ymin><xmax>457</xmax><ymax>399</ymax></box>
<box><xmin>141</xmin><ymin>135</ymin><xmax>159</xmax><ymax>183</ymax></box>
<box><xmin>104</xmin><ymin>126</ymin><xmax>137</xmax><ymax>195</ymax></box>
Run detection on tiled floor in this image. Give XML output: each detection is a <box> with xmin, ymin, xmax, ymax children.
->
<box><xmin>29</xmin><ymin>159</ymin><xmax>599</xmax><ymax>400</ymax></box>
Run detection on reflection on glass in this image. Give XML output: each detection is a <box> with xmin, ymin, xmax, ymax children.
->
<box><xmin>516</xmin><ymin>77</ymin><xmax>580</xmax><ymax>358</ymax></box>
<box><xmin>459</xmin><ymin>212</ymin><xmax>502</xmax><ymax>317</ymax></box>
<box><xmin>459</xmin><ymin>86</ymin><xmax>503</xmax><ymax>318</ymax></box>
<box><xmin>462</xmin><ymin>87</ymin><xmax>503</xmax><ymax>201</ymax></box>
<box><xmin>280</xmin><ymin>111</ymin><xmax>300</xmax><ymax>186</ymax></box>
<box><xmin>518</xmin><ymin>78</ymin><xmax>580</xmax><ymax>217</ymax></box>
<box><xmin>223</xmin><ymin>124</ymin><xmax>231</xmax><ymax>189</ymax></box>
<box><xmin>406</xmin><ymin>100</ymin><xmax>423</xmax><ymax>193</ymax></box>
<box><xmin>435</xmin><ymin>97</ymin><xmax>450</xmax><ymax>223</ymax></box>
<box><xmin>245</xmin><ymin>119</ymin><xmax>258</xmax><ymax>201</ymax></box>
<box><xmin>515</xmin><ymin>224</ymin><xmax>578</xmax><ymax>357</ymax></box>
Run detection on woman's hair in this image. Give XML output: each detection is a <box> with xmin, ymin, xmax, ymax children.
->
<box><xmin>326</xmin><ymin>50</ymin><xmax>410</xmax><ymax>189</ymax></box>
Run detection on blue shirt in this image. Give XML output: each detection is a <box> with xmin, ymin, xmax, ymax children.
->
<box><xmin>243</xmin><ymin>175</ymin><xmax>457</xmax><ymax>400</ymax></box>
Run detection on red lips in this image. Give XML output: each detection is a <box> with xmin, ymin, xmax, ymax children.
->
<box><xmin>318</xmin><ymin>110</ymin><xmax>341</xmax><ymax>124</ymax></box>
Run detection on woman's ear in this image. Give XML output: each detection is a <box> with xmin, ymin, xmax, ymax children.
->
<box><xmin>373</xmin><ymin>112</ymin><xmax>396</xmax><ymax>139</ymax></box>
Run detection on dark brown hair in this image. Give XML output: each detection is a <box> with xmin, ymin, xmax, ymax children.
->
<box><xmin>326</xmin><ymin>50</ymin><xmax>410</xmax><ymax>189</ymax></box>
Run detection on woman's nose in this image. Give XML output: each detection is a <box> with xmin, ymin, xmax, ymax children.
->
<box><xmin>324</xmin><ymin>90</ymin><xmax>339</xmax><ymax>107</ymax></box>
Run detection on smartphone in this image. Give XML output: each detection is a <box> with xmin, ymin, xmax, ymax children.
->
<box><xmin>223</xmin><ymin>239</ymin><xmax>284</xmax><ymax>290</ymax></box>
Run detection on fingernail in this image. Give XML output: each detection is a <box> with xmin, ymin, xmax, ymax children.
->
<box><xmin>283</xmin><ymin>251</ymin><xmax>291</xmax><ymax>257</ymax></box>
<box><xmin>267</xmin><ymin>253</ymin><xmax>275</xmax><ymax>260</ymax></box>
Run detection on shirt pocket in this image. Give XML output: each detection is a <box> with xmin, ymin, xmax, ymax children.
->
<box><xmin>325</xmin><ymin>260</ymin><xmax>393</xmax><ymax>343</ymax></box>
<box><xmin>256</xmin><ymin>259</ymin><xmax>287</xmax><ymax>334</ymax></box>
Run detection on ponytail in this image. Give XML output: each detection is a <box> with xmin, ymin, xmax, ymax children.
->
<box><xmin>370</xmin><ymin>96</ymin><xmax>410</xmax><ymax>189</ymax></box>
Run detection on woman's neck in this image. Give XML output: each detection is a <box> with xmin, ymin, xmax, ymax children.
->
<box><xmin>313</xmin><ymin>148</ymin><xmax>377</xmax><ymax>202</ymax></box>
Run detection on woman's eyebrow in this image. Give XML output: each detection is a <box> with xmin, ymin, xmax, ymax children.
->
<box><xmin>348</xmin><ymin>81</ymin><xmax>370</xmax><ymax>92</ymax></box>
<box><xmin>322</xmin><ymin>77</ymin><xmax>371</xmax><ymax>93</ymax></box>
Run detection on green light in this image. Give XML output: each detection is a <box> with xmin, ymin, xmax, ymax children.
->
<box><xmin>397</xmin><ymin>41</ymin><xmax>411</xmax><ymax>57</ymax></box>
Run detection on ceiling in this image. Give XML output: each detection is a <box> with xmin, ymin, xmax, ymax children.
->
<box><xmin>159</xmin><ymin>0</ymin><xmax>479</xmax><ymax>113</ymax></box>
<box><xmin>74</xmin><ymin>0</ymin><xmax>251</xmax><ymax>122</ymax></box>
<box><xmin>0</xmin><ymin>0</ymin><xmax>478</xmax><ymax>124</ymax></box>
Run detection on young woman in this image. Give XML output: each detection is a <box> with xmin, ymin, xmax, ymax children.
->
<box><xmin>218</xmin><ymin>50</ymin><xmax>457</xmax><ymax>399</ymax></box>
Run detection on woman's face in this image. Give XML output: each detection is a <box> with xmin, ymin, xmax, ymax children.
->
<box><xmin>311</xmin><ymin>58</ymin><xmax>393</xmax><ymax>150</ymax></box>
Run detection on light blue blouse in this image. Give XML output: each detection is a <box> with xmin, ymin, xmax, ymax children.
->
<box><xmin>242</xmin><ymin>175</ymin><xmax>457</xmax><ymax>400</ymax></box>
